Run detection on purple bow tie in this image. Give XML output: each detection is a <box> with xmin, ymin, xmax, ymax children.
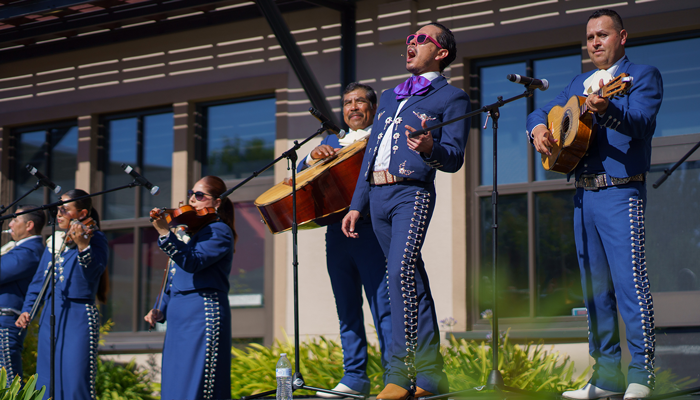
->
<box><xmin>394</xmin><ymin>75</ymin><xmax>431</xmax><ymax>100</ymax></box>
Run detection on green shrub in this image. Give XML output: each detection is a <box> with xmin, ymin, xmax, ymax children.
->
<box><xmin>230</xmin><ymin>332</ymin><xmax>385</xmax><ymax>398</ymax></box>
<box><xmin>95</xmin><ymin>359</ymin><xmax>158</xmax><ymax>400</ymax></box>
<box><xmin>442</xmin><ymin>332</ymin><xmax>590</xmax><ymax>392</ymax></box>
<box><xmin>0</xmin><ymin>368</ymin><xmax>45</xmax><ymax>400</ymax></box>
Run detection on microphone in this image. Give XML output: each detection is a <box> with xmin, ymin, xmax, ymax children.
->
<box><xmin>506</xmin><ymin>74</ymin><xmax>549</xmax><ymax>91</ymax></box>
<box><xmin>309</xmin><ymin>107</ymin><xmax>346</xmax><ymax>139</ymax></box>
<box><xmin>26</xmin><ymin>165</ymin><xmax>61</xmax><ymax>194</ymax></box>
<box><xmin>121</xmin><ymin>164</ymin><xmax>160</xmax><ymax>195</ymax></box>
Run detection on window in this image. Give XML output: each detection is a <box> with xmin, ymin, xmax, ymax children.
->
<box><xmin>474</xmin><ymin>49</ymin><xmax>584</xmax><ymax>324</ymax></box>
<box><xmin>102</xmin><ymin>109</ymin><xmax>174</xmax><ymax>220</ymax></box>
<box><xmin>99</xmin><ymin>108</ymin><xmax>174</xmax><ymax>332</ymax></box>
<box><xmin>200</xmin><ymin>96</ymin><xmax>276</xmax><ymax>180</ymax></box>
<box><xmin>626</xmin><ymin>36</ymin><xmax>700</xmax><ymax>138</ymax></box>
<box><xmin>199</xmin><ymin>95</ymin><xmax>277</xmax><ymax>307</ymax></box>
<box><xmin>12</xmin><ymin>121</ymin><xmax>78</xmax><ymax>205</ymax></box>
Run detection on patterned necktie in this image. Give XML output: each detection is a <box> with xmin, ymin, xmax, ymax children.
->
<box><xmin>394</xmin><ymin>75</ymin><xmax>431</xmax><ymax>100</ymax></box>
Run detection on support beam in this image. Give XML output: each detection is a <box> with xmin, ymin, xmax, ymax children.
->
<box><xmin>257</xmin><ymin>0</ymin><xmax>340</xmax><ymax>128</ymax></box>
<box><xmin>339</xmin><ymin>2</ymin><xmax>356</xmax><ymax>128</ymax></box>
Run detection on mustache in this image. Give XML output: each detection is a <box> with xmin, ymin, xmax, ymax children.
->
<box><xmin>348</xmin><ymin>112</ymin><xmax>364</xmax><ymax>118</ymax></box>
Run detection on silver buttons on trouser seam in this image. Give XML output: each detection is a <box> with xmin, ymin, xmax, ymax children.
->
<box><xmin>400</xmin><ymin>191</ymin><xmax>430</xmax><ymax>385</ymax></box>
<box><xmin>629</xmin><ymin>197</ymin><xmax>655</xmax><ymax>388</ymax></box>
<box><xmin>203</xmin><ymin>293</ymin><xmax>221</xmax><ymax>399</ymax></box>
<box><xmin>87</xmin><ymin>304</ymin><xmax>100</xmax><ymax>399</ymax></box>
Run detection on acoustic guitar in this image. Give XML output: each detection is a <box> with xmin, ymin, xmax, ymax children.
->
<box><xmin>542</xmin><ymin>73</ymin><xmax>633</xmax><ymax>174</ymax></box>
<box><xmin>255</xmin><ymin>139</ymin><xmax>367</xmax><ymax>234</ymax></box>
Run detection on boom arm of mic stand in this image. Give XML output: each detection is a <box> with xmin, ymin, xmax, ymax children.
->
<box><xmin>652</xmin><ymin>139</ymin><xmax>700</xmax><ymax>188</ymax></box>
<box><xmin>407</xmin><ymin>89</ymin><xmax>534</xmax><ymax>138</ymax></box>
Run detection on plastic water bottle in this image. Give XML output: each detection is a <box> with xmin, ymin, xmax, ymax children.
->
<box><xmin>276</xmin><ymin>353</ymin><xmax>293</xmax><ymax>400</ymax></box>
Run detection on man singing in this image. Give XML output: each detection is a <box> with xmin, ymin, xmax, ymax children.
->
<box><xmin>342</xmin><ymin>22</ymin><xmax>470</xmax><ymax>400</ymax></box>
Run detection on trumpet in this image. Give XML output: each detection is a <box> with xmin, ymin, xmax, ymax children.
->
<box><xmin>1</xmin><ymin>229</ymin><xmax>11</xmax><ymax>234</ymax></box>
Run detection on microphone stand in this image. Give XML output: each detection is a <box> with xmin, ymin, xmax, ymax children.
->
<box><xmin>0</xmin><ymin>179</ymin><xmax>148</xmax><ymax>400</ymax></box>
<box><xmin>221</xmin><ymin>125</ymin><xmax>366</xmax><ymax>400</ymax></box>
<box><xmin>652</xmin><ymin>139</ymin><xmax>700</xmax><ymax>188</ymax></box>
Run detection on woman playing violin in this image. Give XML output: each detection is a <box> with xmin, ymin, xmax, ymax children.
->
<box><xmin>16</xmin><ymin>189</ymin><xmax>109</xmax><ymax>400</ymax></box>
<box><xmin>144</xmin><ymin>176</ymin><xmax>237</xmax><ymax>400</ymax></box>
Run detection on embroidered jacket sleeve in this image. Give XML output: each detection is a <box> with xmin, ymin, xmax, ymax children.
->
<box><xmin>76</xmin><ymin>231</ymin><xmax>109</xmax><ymax>285</ymax></box>
<box><xmin>420</xmin><ymin>88</ymin><xmax>471</xmax><ymax>172</ymax></box>
<box><xmin>1</xmin><ymin>242</ymin><xmax>42</xmax><ymax>283</ymax></box>
<box><xmin>595</xmin><ymin>65</ymin><xmax>663</xmax><ymax>140</ymax></box>
<box><xmin>21</xmin><ymin>248</ymin><xmax>52</xmax><ymax>314</ymax></box>
<box><xmin>158</xmin><ymin>222</ymin><xmax>233</xmax><ymax>274</ymax></box>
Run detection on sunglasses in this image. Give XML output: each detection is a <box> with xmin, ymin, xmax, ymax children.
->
<box><xmin>188</xmin><ymin>190</ymin><xmax>213</xmax><ymax>201</ymax></box>
<box><xmin>406</xmin><ymin>34</ymin><xmax>443</xmax><ymax>49</ymax></box>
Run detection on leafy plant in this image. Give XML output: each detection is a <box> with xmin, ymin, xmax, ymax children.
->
<box><xmin>95</xmin><ymin>359</ymin><xmax>158</xmax><ymax>400</ymax></box>
<box><xmin>0</xmin><ymin>368</ymin><xmax>45</xmax><ymax>400</ymax></box>
<box><xmin>442</xmin><ymin>331</ymin><xmax>590</xmax><ymax>392</ymax></box>
<box><xmin>230</xmin><ymin>332</ymin><xmax>385</xmax><ymax>398</ymax></box>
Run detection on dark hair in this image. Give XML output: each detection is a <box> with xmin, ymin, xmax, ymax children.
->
<box><xmin>63</xmin><ymin>189</ymin><xmax>109</xmax><ymax>304</ymax></box>
<box><xmin>199</xmin><ymin>176</ymin><xmax>238</xmax><ymax>252</ymax></box>
<box><xmin>588</xmin><ymin>9</ymin><xmax>624</xmax><ymax>31</ymax></box>
<box><xmin>343</xmin><ymin>82</ymin><xmax>377</xmax><ymax>106</ymax></box>
<box><xmin>17</xmin><ymin>204</ymin><xmax>46</xmax><ymax>234</ymax></box>
<box><xmin>426</xmin><ymin>22</ymin><xmax>457</xmax><ymax>72</ymax></box>
<box><xmin>63</xmin><ymin>189</ymin><xmax>101</xmax><ymax>228</ymax></box>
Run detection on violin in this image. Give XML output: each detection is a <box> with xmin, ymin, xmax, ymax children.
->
<box><xmin>149</xmin><ymin>205</ymin><xmax>218</xmax><ymax>234</ymax></box>
<box><xmin>66</xmin><ymin>217</ymin><xmax>98</xmax><ymax>244</ymax></box>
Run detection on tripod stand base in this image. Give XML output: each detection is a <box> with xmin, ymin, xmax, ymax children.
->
<box><xmin>239</xmin><ymin>372</ymin><xmax>367</xmax><ymax>400</ymax></box>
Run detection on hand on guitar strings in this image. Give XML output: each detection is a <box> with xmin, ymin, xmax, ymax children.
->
<box><xmin>311</xmin><ymin>144</ymin><xmax>340</xmax><ymax>160</ymax></box>
<box><xmin>585</xmin><ymin>79</ymin><xmax>610</xmax><ymax>114</ymax></box>
<box><xmin>532</xmin><ymin>124</ymin><xmax>558</xmax><ymax>156</ymax></box>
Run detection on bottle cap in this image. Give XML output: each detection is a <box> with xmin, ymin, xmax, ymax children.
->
<box><xmin>281</xmin><ymin>353</ymin><xmax>286</xmax><ymax>356</ymax></box>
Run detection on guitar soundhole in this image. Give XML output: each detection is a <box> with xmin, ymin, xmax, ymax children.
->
<box><xmin>562</xmin><ymin>116</ymin><xmax>570</xmax><ymax>136</ymax></box>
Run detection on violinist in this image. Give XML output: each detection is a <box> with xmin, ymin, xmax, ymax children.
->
<box><xmin>16</xmin><ymin>189</ymin><xmax>109</xmax><ymax>400</ymax></box>
<box><xmin>144</xmin><ymin>176</ymin><xmax>236</xmax><ymax>400</ymax></box>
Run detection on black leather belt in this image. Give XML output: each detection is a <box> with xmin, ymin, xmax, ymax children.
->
<box><xmin>575</xmin><ymin>173</ymin><xmax>645</xmax><ymax>191</ymax></box>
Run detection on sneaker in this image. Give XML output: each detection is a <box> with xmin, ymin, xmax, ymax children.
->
<box><xmin>316</xmin><ymin>383</ymin><xmax>362</xmax><ymax>399</ymax></box>
<box><xmin>563</xmin><ymin>383</ymin><xmax>624</xmax><ymax>400</ymax></box>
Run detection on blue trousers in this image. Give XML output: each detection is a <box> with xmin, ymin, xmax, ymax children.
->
<box><xmin>0</xmin><ymin>316</ymin><xmax>24</xmax><ymax>386</ymax></box>
<box><xmin>368</xmin><ymin>181</ymin><xmax>447</xmax><ymax>394</ymax></box>
<box><xmin>574</xmin><ymin>183</ymin><xmax>654</xmax><ymax>391</ymax></box>
<box><xmin>326</xmin><ymin>219</ymin><xmax>392</xmax><ymax>394</ymax></box>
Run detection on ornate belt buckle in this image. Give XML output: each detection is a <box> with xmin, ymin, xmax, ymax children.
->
<box><xmin>580</xmin><ymin>175</ymin><xmax>599</xmax><ymax>191</ymax></box>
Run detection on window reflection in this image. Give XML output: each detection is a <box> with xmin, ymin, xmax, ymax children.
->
<box><xmin>229</xmin><ymin>202</ymin><xmax>266</xmax><ymax>307</ymax></box>
<box><xmin>534</xmin><ymin>190</ymin><xmax>583</xmax><ymax>316</ymax></box>
<box><xmin>479</xmin><ymin>194</ymin><xmax>529</xmax><ymax>318</ymax></box>
<box><xmin>646</xmin><ymin>161</ymin><xmax>700</xmax><ymax>292</ymax></box>
<box><xmin>480</xmin><ymin>62</ymin><xmax>528</xmax><ymax>185</ymax></box>
<box><xmin>203</xmin><ymin>97</ymin><xmax>276</xmax><ymax>180</ymax></box>
<box><xmin>102</xmin><ymin>111</ymin><xmax>173</xmax><ymax>220</ymax></box>
<box><xmin>15</xmin><ymin>124</ymin><xmax>77</xmax><ymax>205</ymax></box>
<box><xmin>140</xmin><ymin>227</ymin><xmax>171</xmax><ymax>331</ymax></box>
<box><xmin>627</xmin><ymin>37</ymin><xmax>700</xmax><ymax>137</ymax></box>
<box><xmin>104</xmin><ymin>229</ymin><xmax>135</xmax><ymax>332</ymax></box>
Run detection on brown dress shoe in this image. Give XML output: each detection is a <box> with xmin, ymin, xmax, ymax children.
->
<box><xmin>377</xmin><ymin>383</ymin><xmax>411</xmax><ymax>400</ymax></box>
<box><xmin>414</xmin><ymin>387</ymin><xmax>434</xmax><ymax>399</ymax></box>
